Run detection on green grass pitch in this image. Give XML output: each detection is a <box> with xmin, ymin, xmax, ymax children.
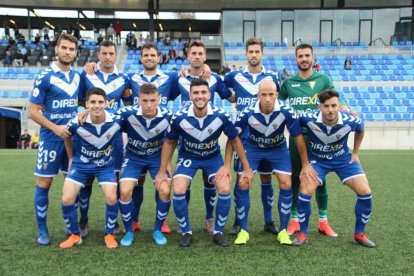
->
<box><xmin>0</xmin><ymin>149</ymin><xmax>413</xmax><ymax>275</ymax></box>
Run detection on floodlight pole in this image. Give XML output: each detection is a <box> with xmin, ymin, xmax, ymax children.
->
<box><xmin>148</xmin><ymin>0</ymin><xmax>155</xmax><ymax>41</ymax></box>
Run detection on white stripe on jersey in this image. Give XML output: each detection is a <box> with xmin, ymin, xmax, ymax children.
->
<box><xmin>127</xmin><ymin>115</ymin><xmax>169</xmax><ymax>140</ymax></box>
<box><xmin>247</xmin><ymin>113</ymin><xmax>286</xmax><ymax>137</ymax></box>
<box><xmin>307</xmin><ymin>121</ymin><xmax>352</xmax><ymax>144</ymax></box>
<box><xmin>50</xmin><ymin>74</ymin><xmax>80</xmax><ymax>97</ymax></box>
<box><xmin>234</xmin><ymin>74</ymin><xmax>274</xmax><ymax>97</ymax></box>
<box><xmin>131</xmin><ymin>72</ymin><xmax>170</xmax><ymax>88</ymax></box>
<box><xmin>179</xmin><ymin>117</ymin><xmax>223</xmax><ymax>142</ymax></box>
<box><xmin>77</xmin><ymin>123</ymin><xmax>121</xmax><ymax>149</ymax></box>
<box><xmin>85</xmin><ymin>74</ymin><xmax>126</xmax><ymax>96</ymax></box>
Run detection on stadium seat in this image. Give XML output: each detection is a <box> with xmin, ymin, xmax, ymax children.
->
<box><xmin>384</xmin><ymin>113</ymin><xmax>393</xmax><ymax>121</ymax></box>
<box><xmin>373</xmin><ymin>113</ymin><xmax>384</xmax><ymax>120</ymax></box>
<box><xmin>393</xmin><ymin>114</ymin><xmax>402</xmax><ymax>121</ymax></box>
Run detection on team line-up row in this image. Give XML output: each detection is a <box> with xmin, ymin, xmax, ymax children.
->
<box><xmin>29</xmin><ymin>34</ymin><xmax>375</xmax><ymax>249</ymax></box>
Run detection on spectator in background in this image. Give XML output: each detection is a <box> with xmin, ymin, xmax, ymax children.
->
<box><xmin>163</xmin><ymin>34</ymin><xmax>171</xmax><ymax>46</ymax></box>
<box><xmin>176</xmin><ymin>47</ymin><xmax>184</xmax><ymax>61</ymax></box>
<box><xmin>31</xmin><ymin>130</ymin><xmax>39</xmax><ymax>149</ymax></box>
<box><xmin>313</xmin><ymin>56</ymin><xmax>321</xmax><ymax>71</ymax></box>
<box><xmin>106</xmin><ymin>23</ymin><xmax>115</xmax><ymax>41</ymax></box>
<box><xmin>34</xmin><ymin>33</ymin><xmax>41</xmax><ymax>44</ymax></box>
<box><xmin>168</xmin><ymin>47</ymin><xmax>176</xmax><ymax>60</ymax></box>
<box><xmin>97</xmin><ymin>33</ymin><xmax>104</xmax><ymax>45</ymax></box>
<box><xmin>239</xmin><ymin>66</ymin><xmax>243</xmax><ymax>70</ymax></box>
<box><xmin>282</xmin><ymin>67</ymin><xmax>291</xmax><ymax>80</ymax></box>
<box><xmin>42</xmin><ymin>26</ymin><xmax>50</xmax><ymax>41</ymax></box>
<box><xmin>344</xmin><ymin>57</ymin><xmax>352</xmax><ymax>70</ymax></box>
<box><xmin>137</xmin><ymin>34</ymin><xmax>145</xmax><ymax>50</ymax></box>
<box><xmin>14</xmin><ymin>50</ymin><xmax>24</xmax><ymax>67</ymax></box>
<box><xmin>114</xmin><ymin>21</ymin><xmax>122</xmax><ymax>45</ymax></box>
<box><xmin>231</xmin><ymin>64</ymin><xmax>236</xmax><ymax>71</ymax></box>
<box><xmin>4</xmin><ymin>21</ymin><xmax>10</xmax><ymax>39</ymax></box>
<box><xmin>158</xmin><ymin>52</ymin><xmax>169</xmax><ymax>65</ymax></box>
<box><xmin>2</xmin><ymin>50</ymin><xmax>12</xmax><ymax>67</ymax></box>
<box><xmin>18</xmin><ymin>129</ymin><xmax>31</xmax><ymax>149</ymax></box>
<box><xmin>73</xmin><ymin>23</ymin><xmax>81</xmax><ymax>40</ymax></box>
<box><xmin>220</xmin><ymin>64</ymin><xmax>231</xmax><ymax>75</ymax></box>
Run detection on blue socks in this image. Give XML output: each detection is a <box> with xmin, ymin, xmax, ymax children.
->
<box><xmin>236</xmin><ymin>189</ymin><xmax>250</xmax><ymax>231</ymax></box>
<box><xmin>278</xmin><ymin>188</ymin><xmax>293</xmax><ymax>230</ymax></box>
<box><xmin>34</xmin><ymin>186</ymin><xmax>49</xmax><ymax>232</ymax></box>
<box><xmin>261</xmin><ymin>183</ymin><xmax>274</xmax><ymax>224</ymax></box>
<box><xmin>154</xmin><ymin>199</ymin><xmax>171</xmax><ymax>231</ymax></box>
<box><xmin>297</xmin><ymin>193</ymin><xmax>312</xmax><ymax>234</ymax></box>
<box><xmin>105</xmin><ymin>203</ymin><xmax>118</xmax><ymax>234</ymax></box>
<box><xmin>354</xmin><ymin>193</ymin><xmax>372</xmax><ymax>234</ymax></box>
<box><xmin>214</xmin><ymin>193</ymin><xmax>231</xmax><ymax>233</ymax></box>
<box><xmin>79</xmin><ymin>184</ymin><xmax>92</xmax><ymax>223</ymax></box>
<box><xmin>119</xmin><ymin>199</ymin><xmax>133</xmax><ymax>233</ymax></box>
<box><xmin>173</xmin><ymin>193</ymin><xmax>191</xmax><ymax>234</ymax></box>
<box><xmin>62</xmin><ymin>203</ymin><xmax>79</xmax><ymax>235</ymax></box>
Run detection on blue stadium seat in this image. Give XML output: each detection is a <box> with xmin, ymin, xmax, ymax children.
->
<box><xmin>379</xmin><ymin>106</ymin><xmax>388</xmax><ymax>113</ymax></box>
<box><xmin>384</xmin><ymin>113</ymin><xmax>393</xmax><ymax>121</ymax></box>
<box><xmin>393</xmin><ymin>113</ymin><xmax>402</xmax><ymax>121</ymax></box>
<box><xmin>375</xmin><ymin>99</ymin><xmax>383</xmax><ymax>106</ymax></box>
<box><xmin>365</xmin><ymin>113</ymin><xmax>374</xmax><ymax>121</ymax></box>
<box><xmin>361</xmin><ymin>106</ymin><xmax>369</xmax><ymax>113</ymax></box>
<box><xmin>365</xmin><ymin>99</ymin><xmax>375</xmax><ymax>106</ymax></box>
<box><xmin>407</xmin><ymin>92</ymin><xmax>414</xmax><ymax>99</ymax></box>
<box><xmin>402</xmin><ymin>113</ymin><xmax>411</xmax><ymax>120</ymax></box>
<box><xmin>370</xmin><ymin>106</ymin><xmax>379</xmax><ymax>113</ymax></box>
<box><xmin>373</xmin><ymin>113</ymin><xmax>384</xmax><ymax>120</ymax></box>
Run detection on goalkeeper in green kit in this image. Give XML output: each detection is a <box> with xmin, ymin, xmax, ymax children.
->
<box><xmin>280</xmin><ymin>43</ymin><xmax>349</xmax><ymax>237</ymax></box>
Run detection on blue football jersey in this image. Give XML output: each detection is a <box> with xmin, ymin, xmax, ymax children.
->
<box><xmin>80</xmin><ymin>65</ymin><xmax>130</xmax><ymax>113</ymax></box>
<box><xmin>177</xmin><ymin>72</ymin><xmax>232</xmax><ymax>107</ymax></box>
<box><xmin>236</xmin><ymin>99</ymin><xmax>302</xmax><ymax>149</ymax></box>
<box><xmin>166</xmin><ymin>103</ymin><xmax>238</xmax><ymax>159</ymax></box>
<box><xmin>299</xmin><ymin>111</ymin><xmax>364</xmax><ymax>164</ymax></box>
<box><xmin>66</xmin><ymin>111</ymin><xmax>122</xmax><ymax>170</ymax></box>
<box><xmin>128</xmin><ymin>70</ymin><xmax>179</xmax><ymax>106</ymax></box>
<box><xmin>30</xmin><ymin>62</ymin><xmax>82</xmax><ymax>141</ymax></box>
<box><xmin>117</xmin><ymin>105</ymin><xmax>172</xmax><ymax>157</ymax></box>
<box><xmin>224</xmin><ymin>67</ymin><xmax>280</xmax><ymax>113</ymax></box>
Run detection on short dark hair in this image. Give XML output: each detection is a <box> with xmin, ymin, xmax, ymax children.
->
<box><xmin>141</xmin><ymin>42</ymin><xmax>159</xmax><ymax>54</ymax></box>
<box><xmin>295</xmin><ymin>43</ymin><xmax>313</xmax><ymax>56</ymax></box>
<box><xmin>140</xmin><ymin>83</ymin><xmax>158</xmax><ymax>95</ymax></box>
<box><xmin>190</xmin><ymin>78</ymin><xmax>209</xmax><ymax>92</ymax></box>
<box><xmin>318</xmin><ymin>89</ymin><xmax>339</xmax><ymax>103</ymax></box>
<box><xmin>56</xmin><ymin>33</ymin><xmax>78</xmax><ymax>47</ymax></box>
<box><xmin>85</xmin><ymin>87</ymin><xmax>106</xmax><ymax>101</ymax></box>
<box><xmin>188</xmin><ymin>40</ymin><xmax>206</xmax><ymax>51</ymax></box>
<box><xmin>245</xmin><ymin>37</ymin><xmax>264</xmax><ymax>52</ymax></box>
<box><xmin>98</xmin><ymin>40</ymin><xmax>117</xmax><ymax>53</ymax></box>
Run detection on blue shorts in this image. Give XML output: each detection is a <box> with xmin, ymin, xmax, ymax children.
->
<box><xmin>113</xmin><ymin>135</ymin><xmax>124</xmax><ymax>172</ymax></box>
<box><xmin>233</xmin><ymin>152</ymin><xmax>273</xmax><ymax>174</ymax></box>
<box><xmin>310</xmin><ymin>158</ymin><xmax>366</xmax><ymax>184</ymax></box>
<box><xmin>120</xmin><ymin>155</ymin><xmax>161</xmax><ymax>182</ymax></box>
<box><xmin>34</xmin><ymin>140</ymin><xmax>68</xmax><ymax>177</ymax></box>
<box><xmin>66</xmin><ymin>166</ymin><xmax>118</xmax><ymax>187</ymax></box>
<box><xmin>174</xmin><ymin>154</ymin><xmax>223</xmax><ymax>184</ymax></box>
<box><xmin>239</xmin><ymin>146</ymin><xmax>292</xmax><ymax>175</ymax></box>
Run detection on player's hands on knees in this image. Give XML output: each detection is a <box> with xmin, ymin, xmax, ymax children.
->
<box><xmin>84</xmin><ymin>62</ymin><xmax>98</xmax><ymax>75</ymax></box>
<box><xmin>77</xmin><ymin>109</ymin><xmax>90</xmax><ymax>125</ymax></box>
<box><xmin>350</xmin><ymin>153</ymin><xmax>360</xmax><ymax>164</ymax></box>
<box><xmin>300</xmin><ymin>163</ymin><xmax>318</xmax><ymax>185</ymax></box>
<box><xmin>215</xmin><ymin>165</ymin><xmax>232</xmax><ymax>184</ymax></box>
<box><xmin>53</xmin><ymin>125</ymin><xmax>71</xmax><ymax>138</ymax></box>
<box><xmin>155</xmin><ymin>171</ymin><xmax>169</xmax><ymax>190</ymax></box>
<box><xmin>239</xmin><ymin>167</ymin><xmax>254</xmax><ymax>186</ymax></box>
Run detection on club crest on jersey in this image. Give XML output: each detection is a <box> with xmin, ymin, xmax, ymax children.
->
<box><xmin>155</xmin><ymin>128</ymin><xmax>160</xmax><ymax>134</ymax></box>
<box><xmin>309</xmin><ymin>81</ymin><xmax>316</xmax><ymax>90</ymax></box>
<box><xmin>32</xmin><ymin>88</ymin><xmax>40</xmax><ymax>97</ymax></box>
<box><xmin>272</xmin><ymin>124</ymin><xmax>278</xmax><ymax>130</ymax></box>
<box><xmin>42</xmin><ymin>163</ymin><xmax>48</xmax><ymax>170</ymax></box>
<box><xmin>208</xmin><ymin>128</ymin><xmax>213</xmax><ymax>134</ymax></box>
<box><xmin>106</xmin><ymin>134</ymin><xmax>112</xmax><ymax>140</ymax></box>
<box><xmin>336</xmin><ymin>134</ymin><xmax>341</xmax><ymax>140</ymax></box>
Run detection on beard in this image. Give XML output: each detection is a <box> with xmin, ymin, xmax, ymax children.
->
<box><xmin>297</xmin><ymin>61</ymin><xmax>311</xmax><ymax>72</ymax></box>
<box><xmin>143</xmin><ymin>62</ymin><xmax>157</xmax><ymax>71</ymax></box>
<box><xmin>57</xmin><ymin>55</ymin><xmax>73</xmax><ymax>66</ymax></box>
